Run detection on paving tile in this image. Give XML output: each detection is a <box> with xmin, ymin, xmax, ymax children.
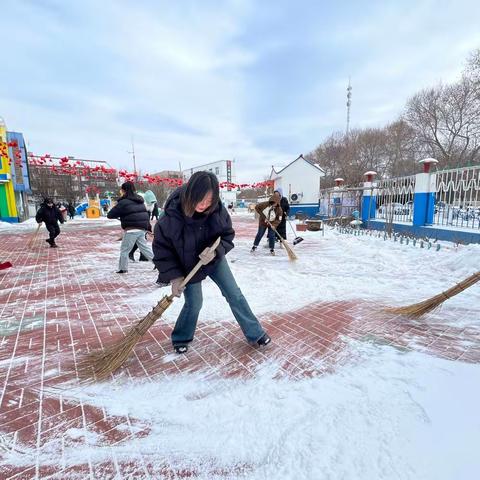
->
<box><xmin>1</xmin><ymin>217</ymin><xmax>479</xmax><ymax>477</ymax></box>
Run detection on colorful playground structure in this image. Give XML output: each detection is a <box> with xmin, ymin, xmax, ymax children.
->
<box><xmin>0</xmin><ymin>117</ymin><xmax>31</xmax><ymax>222</ymax></box>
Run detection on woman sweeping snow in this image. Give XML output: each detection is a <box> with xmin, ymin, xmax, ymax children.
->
<box><xmin>251</xmin><ymin>192</ymin><xmax>283</xmax><ymax>255</ymax></box>
<box><xmin>153</xmin><ymin>171</ymin><xmax>271</xmax><ymax>354</ymax></box>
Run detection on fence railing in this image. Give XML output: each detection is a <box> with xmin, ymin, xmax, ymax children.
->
<box><xmin>375</xmin><ymin>175</ymin><xmax>416</xmax><ymax>223</ymax></box>
<box><xmin>319</xmin><ymin>187</ymin><xmax>362</xmax><ymax>218</ymax></box>
<box><xmin>319</xmin><ymin>164</ymin><xmax>480</xmax><ymax>232</ymax></box>
<box><xmin>434</xmin><ymin>165</ymin><xmax>480</xmax><ymax>230</ymax></box>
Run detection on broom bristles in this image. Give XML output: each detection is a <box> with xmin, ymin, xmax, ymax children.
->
<box><xmin>385</xmin><ymin>271</ymin><xmax>480</xmax><ymax>318</ymax></box>
<box><xmin>78</xmin><ymin>295</ymin><xmax>173</xmax><ymax>380</ymax></box>
<box><xmin>282</xmin><ymin>240</ymin><xmax>297</xmax><ymax>261</ymax></box>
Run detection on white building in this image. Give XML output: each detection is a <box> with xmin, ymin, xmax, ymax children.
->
<box><xmin>183</xmin><ymin>160</ymin><xmax>237</xmax><ymax>205</ymax></box>
<box><xmin>269</xmin><ymin>155</ymin><xmax>325</xmax><ymax>216</ymax></box>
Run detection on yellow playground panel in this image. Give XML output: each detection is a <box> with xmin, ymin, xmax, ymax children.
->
<box><xmin>85</xmin><ymin>197</ymin><xmax>101</xmax><ymax>218</ymax></box>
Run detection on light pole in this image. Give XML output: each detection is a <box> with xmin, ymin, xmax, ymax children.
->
<box><xmin>127</xmin><ymin>136</ymin><xmax>137</xmax><ymax>174</ymax></box>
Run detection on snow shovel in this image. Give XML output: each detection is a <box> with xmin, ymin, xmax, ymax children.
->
<box><xmin>287</xmin><ymin>219</ymin><xmax>304</xmax><ymax>245</ymax></box>
<box><xmin>78</xmin><ymin>237</ymin><xmax>222</xmax><ymax>381</ymax></box>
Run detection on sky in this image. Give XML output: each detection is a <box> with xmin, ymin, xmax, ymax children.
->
<box><xmin>1</xmin><ymin>0</ymin><xmax>480</xmax><ymax>182</ymax></box>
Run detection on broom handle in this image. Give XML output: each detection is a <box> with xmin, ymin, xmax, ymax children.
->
<box><xmin>179</xmin><ymin>236</ymin><xmax>222</xmax><ymax>289</ymax></box>
<box><xmin>29</xmin><ymin>223</ymin><xmax>42</xmax><ymax>246</ymax></box>
<box><xmin>266</xmin><ymin>221</ymin><xmax>289</xmax><ymax>248</ymax></box>
<box><xmin>287</xmin><ymin>219</ymin><xmax>298</xmax><ymax>236</ymax></box>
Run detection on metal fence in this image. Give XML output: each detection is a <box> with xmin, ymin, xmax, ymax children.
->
<box><xmin>375</xmin><ymin>175</ymin><xmax>415</xmax><ymax>223</ymax></box>
<box><xmin>319</xmin><ymin>187</ymin><xmax>362</xmax><ymax>218</ymax></box>
<box><xmin>434</xmin><ymin>165</ymin><xmax>480</xmax><ymax>229</ymax></box>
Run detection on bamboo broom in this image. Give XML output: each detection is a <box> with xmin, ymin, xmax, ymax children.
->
<box><xmin>28</xmin><ymin>223</ymin><xmax>42</xmax><ymax>248</ymax></box>
<box><xmin>267</xmin><ymin>221</ymin><xmax>297</xmax><ymax>261</ymax></box>
<box><xmin>78</xmin><ymin>237</ymin><xmax>221</xmax><ymax>381</ymax></box>
<box><xmin>384</xmin><ymin>270</ymin><xmax>480</xmax><ymax>318</ymax></box>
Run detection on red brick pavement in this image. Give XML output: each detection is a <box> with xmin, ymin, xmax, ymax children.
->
<box><xmin>0</xmin><ymin>216</ymin><xmax>479</xmax><ymax>479</ymax></box>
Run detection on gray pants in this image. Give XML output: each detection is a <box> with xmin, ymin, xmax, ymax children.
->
<box><xmin>119</xmin><ymin>231</ymin><xmax>153</xmax><ymax>271</ymax></box>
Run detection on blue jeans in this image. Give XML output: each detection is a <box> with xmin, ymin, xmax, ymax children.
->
<box><xmin>171</xmin><ymin>257</ymin><xmax>266</xmax><ymax>345</ymax></box>
<box><xmin>119</xmin><ymin>231</ymin><xmax>153</xmax><ymax>271</ymax></box>
<box><xmin>253</xmin><ymin>225</ymin><xmax>276</xmax><ymax>249</ymax></box>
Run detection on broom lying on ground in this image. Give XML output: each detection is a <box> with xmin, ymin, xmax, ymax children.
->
<box><xmin>78</xmin><ymin>237</ymin><xmax>221</xmax><ymax>381</ymax></box>
<box><xmin>384</xmin><ymin>270</ymin><xmax>480</xmax><ymax>318</ymax></box>
<box><xmin>267</xmin><ymin>221</ymin><xmax>297</xmax><ymax>261</ymax></box>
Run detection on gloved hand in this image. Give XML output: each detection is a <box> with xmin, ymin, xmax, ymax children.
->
<box><xmin>199</xmin><ymin>246</ymin><xmax>216</xmax><ymax>264</ymax></box>
<box><xmin>171</xmin><ymin>277</ymin><xmax>185</xmax><ymax>297</ymax></box>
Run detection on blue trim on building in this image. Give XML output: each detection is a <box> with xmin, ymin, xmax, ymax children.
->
<box><xmin>361</xmin><ymin>195</ymin><xmax>376</xmax><ymax>222</ymax></box>
<box><xmin>367</xmin><ymin>220</ymin><xmax>480</xmax><ymax>244</ymax></box>
<box><xmin>289</xmin><ymin>204</ymin><xmax>320</xmax><ymax>218</ymax></box>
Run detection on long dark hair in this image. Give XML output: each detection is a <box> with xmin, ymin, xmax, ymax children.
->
<box><xmin>181</xmin><ymin>171</ymin><xmax>220</xmax><ymax>217</ymax></box>
<box><xmin>120</xmin><ymin>181</ymin><xmax>138</xmax><ymax>200</ymax></box>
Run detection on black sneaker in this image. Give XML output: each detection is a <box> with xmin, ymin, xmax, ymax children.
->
<box><xmin>270</xmin><ymin>249</ymin><xmax>275</xmax><ymax>255</ymax></box>
<box><xmin>116</xmin><ymin>270</ymin><xmax>127</xmax><ymax>274</ymax></box>
<box><xmin>50</xmin><ymin>242</ymin><xmax>58</xmax><ymax>248</ymax></box>
<box><xmin>174</xmin><ymin>345</ymin><xmax>188</xmax><ymax>354</ymax></box>
<box><xmin>139</xmin><ymin>254</ymin><xmax>149</xmax><ymax>262</ymax></box>
<box><xmin>257</xmin><ymin>333</ymin><xmax>271</xmax><ymax>346</ymax></box>
<box><xmin>128</xmin><ymin>254</ymin><xmax>135</xmax><ymax>262</ymax></box>
<box><xmin>250</xmin><ymin>246</ymin><xmax>257</xmax><ymax>253</ymax></box>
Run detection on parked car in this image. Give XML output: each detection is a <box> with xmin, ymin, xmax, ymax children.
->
<box><xmin>378</xmin><ymin>202</ymin><xmax>410</xmax><ymax>216</ymax></box>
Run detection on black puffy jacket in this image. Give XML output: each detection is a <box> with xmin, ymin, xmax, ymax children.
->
<box><xmin>153</xmin><ymin>187</ymin><xmax>235</xmax><ymax>284</ymax></box>
<box><xmin>35</xmin><ymin>204</ymin><xmax>64</xmax><ymax>225</ymax></box>
<box><xmin>107</xmin><ymin>195</ymin><xmax>151</xmax><ymax>231</ymax></box>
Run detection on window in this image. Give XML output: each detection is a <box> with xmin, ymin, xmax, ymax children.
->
<box><xmin>215</xmin><ymin>167</ymin><xmax>220</xmax><ymax>175</ymax></box>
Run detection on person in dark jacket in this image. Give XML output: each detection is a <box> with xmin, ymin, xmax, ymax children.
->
<box><xmin>67</xmin><ymin>202</ymin><xmax>76</xmax><ymax>220</ymax></box>
<box><xmin>153</xmin><ymin>171</ymin><xmax>271</xmax><ymax>354</ymax></box>
<box><xmin>35</xmin><ymin>198</ymin><xmax>65</xmax><ymax>247</ymax></box>
<box><xmin>107</xmin><ymin>182</ymin><xmax>153</xmax><ymax>273</ymax></box>
<box><xmin>274</xmin><ymin>188</ymin><xmax>290</xmax><ymax>241</ymax></box>
<box><xmin>151</xmin><ymin>202</ymin><xmax>159</xmax><ymax>221</ymax></box>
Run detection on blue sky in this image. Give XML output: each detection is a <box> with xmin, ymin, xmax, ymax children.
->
<box><xmin>1</xmin><ymin>0</ymin><xmax>479</xmax><ymax>182</ymax></box>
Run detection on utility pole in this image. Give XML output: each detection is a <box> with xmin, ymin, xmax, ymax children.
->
<box><xmin>127</xmin><ymin>136</ymin><xmax>137</xmax><ymax>174</ymax></box>
<box><xmin>346</xmin><ymin>77</ymin><xmax>352</xmax><ymax>136</ymax></box>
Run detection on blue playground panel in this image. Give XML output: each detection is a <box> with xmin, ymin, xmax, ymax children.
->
<box><xmin>75</xmin><ymin>199</ymin><xmax>109</xmax><ymax>215</ymax></box>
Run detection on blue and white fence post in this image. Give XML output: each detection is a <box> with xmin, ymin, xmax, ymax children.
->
<box><xmin>413</xmin><ymin>158</ymin><xmax>438</xmax><ymax>227</ymax></box>
<box><xmin>333</xmin><ymin>177</ymin><xmax>344</xmax><ymax>217</ymax></box>
<box><xmin>361</xmin><ymin>171</ymin><xmax>377</xmax><ymax>223</ymax></box>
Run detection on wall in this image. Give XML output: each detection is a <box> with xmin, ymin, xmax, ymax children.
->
<box><xmin>274</xmin><ymin>160</ymin><xmax>322</xmax><ymax>205</ymax></box>
<box><xmin>367</xmin><ymin>220</ymin><xmax>480</xmax><ymax>245</ymax></box>
<box><xmin>0</xmin><ymin>120</ymin><xmax>18</xmax><ymax>222</ymax></box>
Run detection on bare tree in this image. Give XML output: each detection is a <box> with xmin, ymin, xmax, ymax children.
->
<box><xmin>404</xmin><ymin>78</ymin><xmax>480</xmax><ymax>167</ymax></box>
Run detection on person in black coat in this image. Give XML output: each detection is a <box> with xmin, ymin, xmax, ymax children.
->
<box><xmin>151</xmin><ymin>202</ymin><xmax>159</xmax><ymax>221</ymax></box>
<box><xmin>67</xmin><ymin>202</ymin><xmax>76</xmax><ymax>220</ymax></box>
<box><xmin>35</xmin><ymin>198</ymin><xmax>65</xmax><ymax>247</ymax></box>
<box><xmin>153</xmin><ymin>171</ymin><xmax>271</xmax><ymax>354</ymax></box>
<box><xmin>107</xmin><ymin>182</ymin><xmax>153</xmax><ymax>273</ymax></box>
<box><xmin>274</xmin><ymin>188</ymin><xmax>290</xmax><ymax>240</ymax></box>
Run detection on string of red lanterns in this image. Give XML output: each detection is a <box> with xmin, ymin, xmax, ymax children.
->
<box><xmin>5</xmin><ymin>150</ymin><xmax>274</xmax><ymax>190</ymax></box>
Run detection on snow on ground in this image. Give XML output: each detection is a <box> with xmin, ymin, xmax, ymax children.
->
<box><xmin>2</xmin><ymin>214</ymin><xmax>480</xmax><ymax>478</ymax></box>
<box><xmin>133</xmin><ymin>221</ymin><xmax>480</xmax><ymax>330</ymax></box>
<box><xmin>7</xmin><ymin>342</ymin><xmax>479</xmax><ymax>479</ymax></box>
